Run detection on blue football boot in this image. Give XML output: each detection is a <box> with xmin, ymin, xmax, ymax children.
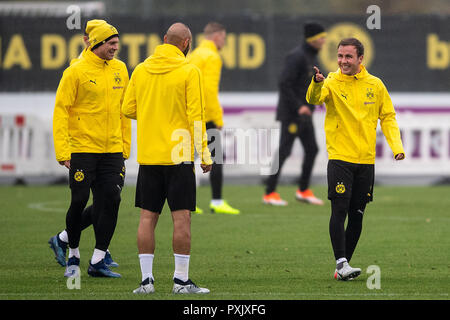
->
<box><xmin>104</xmin><ymin>251</ymin><xmax>119</xmax><ymax>268</ymax></box>
<box><xmin>48</xmin><ymin>233</ymin><xmax>68</xmax><ymax>267</ymax></box>
<box><xmin>87</xmin><ymin>259</ymin><xmax>121</xmax><ymax>278</ymax></box>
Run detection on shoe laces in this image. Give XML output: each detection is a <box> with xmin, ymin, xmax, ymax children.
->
<box><xmin>142</xmin><ymin>277</ymin><xmax>154</xmax><ymax>285</ymax></box>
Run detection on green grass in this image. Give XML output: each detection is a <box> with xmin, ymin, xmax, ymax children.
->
<box><xmin>0</xmin><ymin>184</ymin><xmax>449</xmax><ymax>300</ymax></box>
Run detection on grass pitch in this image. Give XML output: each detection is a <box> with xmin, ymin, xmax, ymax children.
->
<box><xmin>0</xmin><ymin>184</ymin><xmax>449</xmax><ymax>300</ymax></box>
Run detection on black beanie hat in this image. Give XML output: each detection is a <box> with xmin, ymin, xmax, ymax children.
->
<box><xmin>304</xmin><ymin>22</ymin><xmax>325</xmax><ymax>40</ymax></box>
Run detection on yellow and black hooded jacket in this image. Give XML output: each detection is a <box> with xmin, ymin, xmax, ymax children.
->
<box><xmin>306</xmin><ymin>65</ymin><xmax>404</xmax><ymax>164</ymax></box>
<box><xmin>53</xmin><ymin>48</ymin><xmax>131</xmax><ymax>161</ymax></box>
<box><xmin>122</xmin><ymin>43</ymin><xmax>212</xmax><ymax>165</ymax></box>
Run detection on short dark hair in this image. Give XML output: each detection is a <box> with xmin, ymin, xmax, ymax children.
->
<box><xmin>204</xmin><ymin>22</ymin><xmax>226</xmax><ymax>36</ymax></box>
<box><xmin>338</xmin><ymin>38</ymin><xmax>364</xmax><ymax>57</ymax></box>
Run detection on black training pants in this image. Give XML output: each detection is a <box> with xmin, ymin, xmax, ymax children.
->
<box><xmin>327</xmin><ymin>160</ymin><xmax>374</xmax><ymax>262</ymax></box>
<box><xmin>206</xmin><ymin>121</ymin><xmax>223</xmax><ymax>200</ymax></box>
<box><xmin>265</xmin><ymin>116</ymin><xmax>319</xmax><ymax>194</ymax></box>
<box><xmin>66</xmin><ymin>153</ymin><xmax>125</xmax><ymax>251</ymax></box>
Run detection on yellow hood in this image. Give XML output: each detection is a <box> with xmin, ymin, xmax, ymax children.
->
<box><xmin>144</xmin><ymin>44</ymin><xmax>187</xmax><ymax>74</ymax></box>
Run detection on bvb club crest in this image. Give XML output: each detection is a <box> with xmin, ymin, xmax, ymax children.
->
<box><xmin>114</xmin><ymin>73</ymin><xmax>122</xmax><ymax>85</ymax></box>
<box><xmin>74</xmin><ymin>170</ymin><xmax>84</xmax><ymax>182</ymax></box>
<box><xmin>336</xmin><ymin>182</ymin><xmax>346</xmax><ymax>194</ymax></box>
<box><xmin>288</xmin><ymin>123</ymin><xmax>298</xmax><ymax>134</ymax></box>
<box><xmin>366</xmin><ymin>88</ymin><xmax>374</xmax><ymax>99</ymax></box>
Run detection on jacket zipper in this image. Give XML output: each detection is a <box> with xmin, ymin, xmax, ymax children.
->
<box><xmin>353</xmin><ymin>78</ymin><xmax>361</xmax><ymax>164</ymax></box>
<box><xmin>104</xmin><ymin>62</ymin><xmax>109</xmax><ymax>153</ymax></box>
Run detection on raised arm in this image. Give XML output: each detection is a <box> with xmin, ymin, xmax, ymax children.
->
<box><xmin>306</xmin><ymin>66</ymin><xmax>329</xmax><ymax>105</ymax></box>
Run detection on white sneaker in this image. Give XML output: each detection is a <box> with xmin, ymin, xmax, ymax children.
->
<box><xmin>172</xmin><ymin>278</ymin><xmax>210</xmax><ymax>294</ymax></box>
<box><xmin>335</xmin><ymin>262</ymin><xmax>361</xmax><ymax>281</ymax></box>
<box><xmin>133</xmin><ymin>278</ymin><xmax>155</xmax><ymax>294</ymax></box>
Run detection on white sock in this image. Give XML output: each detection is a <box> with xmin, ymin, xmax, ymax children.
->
<box><xmin>139</xmin><ymin>254</ymin><xmax>154</xmax><ymax>282</ymax></box>
<box><xmin>173</xmin><ymin>254</ymin><xmax>190</xmax><ymax>282</ymax></box>
<box><xmin>211</xmin><ymin>199</ymin><xmax>224</xmax><ymax>206</ymax></box>
<box><xmin>91</xmin><ymin>249</ymin><xmax>106</xmax><ymax>265</ymax></box>
<box><xmin>59</xmin><ymin>230</ymin><xmax>68</xmax><ymax>243</ymax></box>
<box><xmin>69</xmin><ymin>247</ymin><xmax>80</xmax><ymax>259</ymax></box>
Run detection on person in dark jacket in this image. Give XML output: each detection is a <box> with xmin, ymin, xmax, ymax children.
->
<box><xmin>263</xmin><ymin>22</ymin><xmax>326</xmax><ymax>206</ymax></box>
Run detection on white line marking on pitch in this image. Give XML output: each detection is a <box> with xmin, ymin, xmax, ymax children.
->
<box><xmin>28</xmin><ymin>200</ymin><xmax>67</xmax><ymax>213</ymax></box>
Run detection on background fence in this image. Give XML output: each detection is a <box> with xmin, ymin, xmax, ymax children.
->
<box><xmin>1</xmin><ymin>92</ymin><xmax>449</xmax><ymax>185</ymax></box>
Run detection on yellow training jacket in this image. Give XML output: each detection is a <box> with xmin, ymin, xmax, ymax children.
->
<box><xmin>306</xmin><ymin>65</ymin><xmax>404</xmax><ymax>164</ymax></box>
<box><xmin>188</xmin><ymin>39</ymin><xmax>224</xmax><ymax>127</ymax></box>
<box><xmin>69</xmin><ymin>48</ymin><xmax>87</xmax><ymax>66</ymax></box>
<box><xmin>121</xmin><ymin>43</ymin><xmax>212</xmax><ymax>166</ymax></box>
<box><xmin>53</xmin><ymin>49</ymin><xmax>131</xmax><ymax>162</ymax></box>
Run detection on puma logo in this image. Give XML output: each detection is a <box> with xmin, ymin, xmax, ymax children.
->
<box><xmin>341</xmin><ymin>93</ymin><xmax>348</xmax><ymax>100</ymax></box>
<box><xmin>90</xmin><ymin>80</ymin><xmax>97</xmax><ymax>85</ymax></box>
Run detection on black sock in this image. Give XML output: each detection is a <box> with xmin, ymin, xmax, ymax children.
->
<box><xmin>345</xmin><ymin>201</ymin><xmax>366</xmax><ymax>262</ymax></box>
<box><xmin>329</xmin><ymin>198</ymin><xmax>350</xmax><ymax>260</ymax></box>
<box><xmin>210</xmin><ymin>162</ymin><xmax>223</xmax><ymax>199</ymax></box>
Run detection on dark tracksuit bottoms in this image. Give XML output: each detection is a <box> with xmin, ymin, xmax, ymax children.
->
<box><xmin>66</xmin><ymin>152</ymin><xmax>124</xmax><ymax>252</ymax></box>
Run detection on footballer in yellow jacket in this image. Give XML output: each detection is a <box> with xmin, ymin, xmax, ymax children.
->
<box><xmin>186</xmin><ymin>22</ymin><xmax>240</xmax><ymax>215</ymax></box>
<box><xmin>306</xmin><ymin>38</ymin><xmax>404</xmax><ymax>281</ymax></box>
<box><xmin>51</xmin><ymin>20</ymin><xmax>132</xmax><ymax>278</ymax></box>
<box><xmin>188</xmin><ymin>39</ymin><xmax>224</xmax><ymax>128</ymax></box>
<box><xmin>48</xmin><ymin>20</ymin><xmax>129</xmax><ymax>271</ymax></box>
<box><xmin>124</xmin><ymin>23</ymin><xmax>212</xmax><ymax>294</ymax></box>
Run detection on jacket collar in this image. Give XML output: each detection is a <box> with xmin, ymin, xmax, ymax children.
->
<box><xmin>335</xmin><ymin>64</ymin><xmax>369</xmax><ymax>82</ymax></box>
<box><xmin>199</xmin><ymin>39</ymin><xmax>218</xmax><ymax>53</ymax></box>
<box><xmin>144</xmin><ymin>44</ymin><xmax>187</xmax><ymax>74</ymax></box>
<box><xmin>84</xmin><ymin>48</ymin><xmax>110</xmax><ymax>68</ymax></box>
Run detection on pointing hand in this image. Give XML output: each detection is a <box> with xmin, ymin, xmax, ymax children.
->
<box><xmin>313</xmin><ymin>66</ymin><xmax>325</xmax><ymax>82</ymax></box>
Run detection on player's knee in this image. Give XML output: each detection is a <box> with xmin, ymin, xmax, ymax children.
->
<box><xmin>70</xmin><ymin>189</ymin><xmax>90</xmax><ymax>210</ymax></box>
<box><xmin>348</xmin><ymin>202</ymin><xmax>366</xmax><ymax>223</ymax></box>
<box><xmin>306</xmin><ymin>143</ymin><xmax>319</xmax><ymax>157</ymax></box>
<box><xmin>104</xmin><ymin>184</ymin><xmax>122</xmax><ymax>207</ymax></box>
<box><xmin>279</xmin><ymin>148</ymin><xmax>292</xmax><ymax>159</ymax></box>
<box><xmin>331</xmin><ymin>197</ymin><xmax>350</xmax><ymax>217</ymax></box>
<box><xmin>311</xmin><ymin>144</ymin><xmax>319</xmax><ymax>156</ymax></box>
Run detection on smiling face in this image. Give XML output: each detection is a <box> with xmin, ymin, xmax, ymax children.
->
<box><xmin>93</xmin><ymin>36</ymin><xmax>119</xmax><ymax>60</ymax></box>
<box><xmin>337</xmin><ymin>45</ymin><xmax>363</xmax><ymax>75</ymax></box>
